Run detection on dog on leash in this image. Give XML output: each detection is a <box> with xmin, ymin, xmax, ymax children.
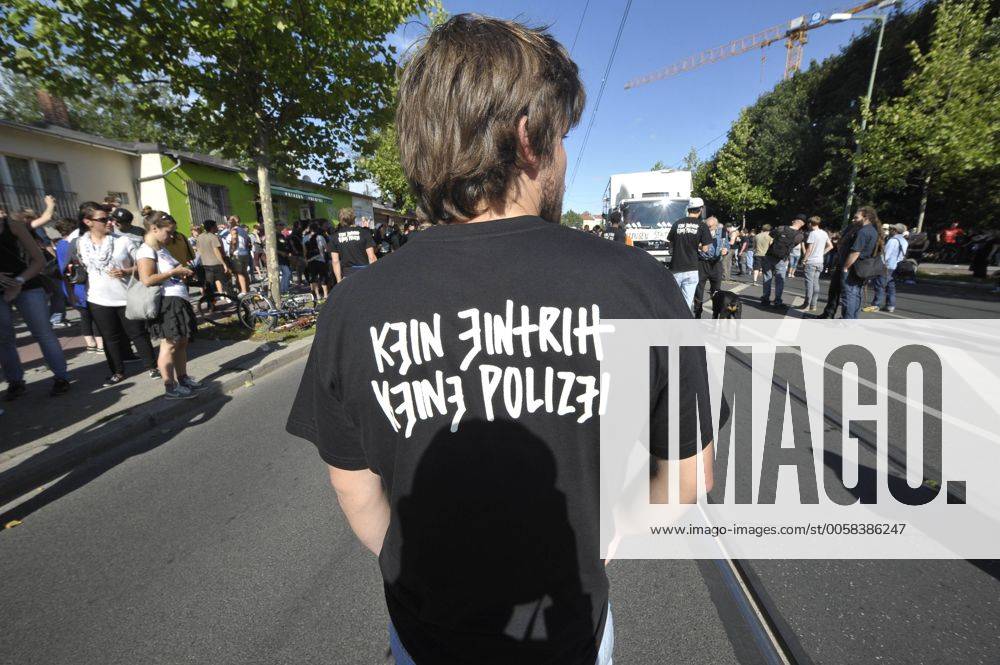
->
<box><xmin>712</xmin><ymin>290</ymin><xmax>743</xmax><ymax>319</ymax></box>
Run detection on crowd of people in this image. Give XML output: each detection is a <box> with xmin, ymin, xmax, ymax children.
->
<box><xmin>589</xmin><ymin>198</ymin><xmax>995</xmax><ymax>319</ymax></box>
<box><xmin>0</xmin><ymin>193</ymin><xmax>424</xmax><ymax>407</ymax></box>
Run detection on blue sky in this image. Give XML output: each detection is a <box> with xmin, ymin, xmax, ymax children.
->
<box><xmin>378</xmin><ymin>0</ymin><xmax>919</xmax><ymax>214</ymax></box>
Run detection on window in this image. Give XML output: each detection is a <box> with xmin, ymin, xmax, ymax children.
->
<box><xmin>107</xmin><ymin>191</ymin><xmax>130</xmax><ymax>205</ymax></box>
<box><xmin>0</xmin><ymin>155</ymin><xmax>78</xmax><ymax>218</ymax></box>
<box><xmin>188</xmin><ymin>181</ymin><xmax>230</xmax><ymax>225</ymax></box>
<box><xmin>38</xmin><ymin>161</ymin><xmax>65</xmax><ymax>194</ymax></box>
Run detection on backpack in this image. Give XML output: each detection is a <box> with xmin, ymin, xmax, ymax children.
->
<box><xmin>768</xmin><ymin>226</ymin><xmax>804</xmax><ymax>260</ymax></box>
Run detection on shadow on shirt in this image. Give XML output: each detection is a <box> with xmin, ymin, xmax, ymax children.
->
<box><xmin>383</xmin><ymin>418</ymin><xmax>602</xmax><ymax>665</ymax></box>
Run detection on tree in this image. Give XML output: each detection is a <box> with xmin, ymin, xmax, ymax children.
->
<box><xmin>857</xmin><ymin>0</ymin><xmax>999</xmax><ymax>231</ymax></box>
<box><xmin>681</xmin><ymin>147</ymin><xmax>701</xmax><ymax>172</ymax></box>
<box><xmin>358</xmin><ymin>3</ymin><xmax>444</xmax><ymax>214</ymax></box>
<box><xmin>650</xmin><ymin>160</ymin><xmax>667</xmax><ymax>171</ymax></box>
<box><xmin>702</xmin><ymin>109</ymin><xmax>775</xmax><ymax>227</ymax></box>
<box><xmin>1</xmin><ymin>0</ymin><xmax>430</xmax><ymax>304</ymax></box>
<box><xmin>561</xmin><ymin>209</ymin><xmax>583</xmax><ymax>226</ymax></box>
<box><xmin>361</xmin><ymin>124</ymin><xmax>418</xmax><ymax>212</ymax></box>
<box><xmin>0</xmin><ymin>66</ymin><xmax>201</xmax><ymax>148</ymax></box>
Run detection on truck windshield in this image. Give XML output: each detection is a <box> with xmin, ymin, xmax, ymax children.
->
<box><xmin>621</xmin><ymin>200</ymin><xmax>687</xmax><ymax>227</ymax></box>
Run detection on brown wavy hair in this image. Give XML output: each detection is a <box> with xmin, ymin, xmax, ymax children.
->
<box><xmin>396</xmin><ymin>14</ymin><xmax>585</xmax><ymax>223</ymax></box>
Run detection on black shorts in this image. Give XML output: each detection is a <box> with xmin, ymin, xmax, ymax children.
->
<box><xmin>752</xmin><ymin>256</ymin><xmax>764</xmax><ymax>270</ymax></box>
<box><xmin>204</xmin><ymin>264</ymin><xmax>227</xmax><ymax>285</ymax></box>
<box><xmin>306</xmin><ymin>261</ymin><xmax>329</xmax><ymax>284</ymax></box>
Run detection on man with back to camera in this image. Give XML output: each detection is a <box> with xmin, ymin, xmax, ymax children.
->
<box><xmin>760</xmin><ymin>214</ymin><xmax>806</xmax><ymax>308</ymax></box>
<box><xmin>330</xmin><ymin>207</ymin><xmax>376</xmax><ymax>282</ymax></box>
<box><xmin>666</xmin><ymin>197</ymin><xmax>712</xmax><ymax>310</ymax></box>
<box><xmin>601</xmin><ymin>210</ymin><xmax>627</xmax><ymax>243</ymax></box>
<box><xmin>285</xmin><ymin>14</ymin><xmax>713</xmax><ymax>665</ymax></box>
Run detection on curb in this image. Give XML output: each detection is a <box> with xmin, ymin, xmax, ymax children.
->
<box><xmin>914</xmin><ymin>275</ymin><xmax>997</xmax><ymax>290</ymax></box>
<box><xmin>0</xmin><ymin>337</ymin><xmax>314</xmax><ymax>507</ymax></box>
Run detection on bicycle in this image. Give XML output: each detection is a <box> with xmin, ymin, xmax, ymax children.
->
<box><xmin>238</xmin><ymin>279</ymin><xmax>321</xmax><ymax>331</ymax></box>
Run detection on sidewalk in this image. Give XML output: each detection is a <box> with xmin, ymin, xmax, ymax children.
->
<box><xmin>1</xmin><ymin>308</ymin><xmax>314</xmax><ymax>505</ymax></box>
<box><xmin>916</xmin><ymin>262</ymin><xmax>999</xmax><ymax>288</ymax></box>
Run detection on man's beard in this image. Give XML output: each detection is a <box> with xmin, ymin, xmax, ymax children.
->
<box><xmin>538</xmin><ymin>168</ymin><xmax>565</xmax><ymax>224</ymax></box>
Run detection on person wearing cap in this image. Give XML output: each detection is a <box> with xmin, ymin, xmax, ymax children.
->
<box><xmin>111</xmin><ymin>207</ymin><xmax>144</xmax><ymax>240</ymax></box>
<box><xmin>666</xmin><ymin>197</ymin><xmax>712</xmax><ymax>310</ymax></box>
<box><xmin>760</xmin><ymin>214</ymin><xmax>806</xmax><ymax>308</ymax></box>
<box><xmin>865</xmin><ymin>223</ymin><xmax>908</xmax><ymax>313</ymax></box>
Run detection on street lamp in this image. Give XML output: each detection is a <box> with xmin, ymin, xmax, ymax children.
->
<box><xmin>833</xmin><ymin>0</ymin><xmax>900</xmax><ymax>227</ymax></box>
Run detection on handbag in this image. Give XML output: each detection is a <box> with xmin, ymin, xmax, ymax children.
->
<box><xmin>64</xmin><ymin>260</ymin><xmax>87</xmax><ymax>285</ymax></box>
<box><xmin>851</xmin><ymin>256</ymin><xmax>885</xmax><ymax>281</ymax></box>
<box><xmin>125</xmin><ymin>273</ymin><xmax>162</xmax><ymax>320</ymax></box>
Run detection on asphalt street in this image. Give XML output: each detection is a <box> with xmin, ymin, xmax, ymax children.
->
<box><xmin>2</xmin><ymin>274</ymin><xmax>998</xmax><ymax>664</ymax></box>
<box><xmin>0</xmin><ymin>359</ymin><xmax>764</xmax><ymax>665</ymax></box>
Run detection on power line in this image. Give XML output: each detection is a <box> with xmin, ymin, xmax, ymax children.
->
<box><xmin>672</xmin><ymin>130</ymin><xmax>731</xmax><ymax>169</ymax></box>
<box><xmin>569</xmin><ymin>0</ymin><xmax>633</xmax><ymax>189</ymax></box>
<box><xmin>569</xmin><ymin>0</ymin><xmax>592</xmax><ymax>56</ymax></box>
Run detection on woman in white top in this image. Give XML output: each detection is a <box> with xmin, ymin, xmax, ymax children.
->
<box><xmin>76</xmin><ymin>202</ymin><xmax>157</xmax><ymax>385</ymax></box>
<box><xmin>137</xmin><ymin>212</ymin><xmax>201</xmax><ymax>400</ymax></box>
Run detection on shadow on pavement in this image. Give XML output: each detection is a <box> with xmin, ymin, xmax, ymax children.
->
<box><xmin>0</xmin><ymin>390</ymin><xmax>233</xmax><ymax>526</ymax></box>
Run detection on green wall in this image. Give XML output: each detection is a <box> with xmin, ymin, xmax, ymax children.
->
<box><xmin>161</xmin><ymin>155</ymin><xmax>257</xmax><ymax>235</ymax></box>
<box><xmin>159</xmin><ymin>154</ymin><xmax>363</xmax><ymax>233</ymax></box>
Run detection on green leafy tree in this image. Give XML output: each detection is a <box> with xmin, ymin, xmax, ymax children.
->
<box><xmin>857</xmin><ymin>0</ymin><xmax>999</xmax><ymax>231</ymax></box>
<box><xmin>560</xmin><ymin>209</ymin><xmax>583</xmax><ymax>226</ymax></box>
<box><xmin>0</xmin><ymin>66</ymin><xmax>200</xmax><ymax>148</ymax></box>
<box><xmin>359</xmin><ymin>2</ymin><xmax>444</xmax><ymax>214</ymax></box>
<box><xmin>1</xmin><ymin>0</ymin><xmax>429</xmax><ymax>303</ymax></box>
<box><xmin>702</xmin><ymin>109</ymin><xmax>775</xmax><ymax>227</ymax></box>
<box><xmin>650</xmin><ymin>160</ymin><xmax>667</xmax><ymax>171</ymax></box>
<box><xmin>681</xmin><ymin>147</ymin><xmax>701</xmax><ymax>172</ymax></box>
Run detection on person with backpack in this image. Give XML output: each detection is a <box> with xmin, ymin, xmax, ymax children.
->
<box><xmin>760</xmin><ymin>214</ymin><xmax>806</xmax><ymax>308</ymax></box>
<box><xmin>840</xmin><ymin>206</ymin><xmax>883</xmax><ymax>319</ymax></box>
<box><xmin>692</xmin><ymin>215</ymin><xmax>729</xmax><ymax>319</ymax></box>
<box><xmin>303</xmin><ymin>221</ymin><xmax>330</xmax><ymax>300</ymax></box>
<box><xmin>865</xmin><ymin>223</ymin><xmax>908</xmax><ymax>313</ymax></box>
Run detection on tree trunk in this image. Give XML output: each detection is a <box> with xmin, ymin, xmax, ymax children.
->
<box><xmin>257</xmin><ymin>157</ymin><xmax>282</xmax><ymax>308</ymax></box>
<box><xmin>916</xmin><ymin>171</ymin><xmax>931</xmax><ymax>233</ymax></box>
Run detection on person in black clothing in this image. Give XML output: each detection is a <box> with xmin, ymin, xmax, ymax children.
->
<box><xmin>692</xmin><ymin>215</ymin><xmax>728</xmax><ymax>319</ymax></box>
<box><xmin>816</xmin><ymin>221</ymin><xmax>860</xmax><ymax>318</ymax></box>
<box><xmin>331</xmin><ymin>207</ymin><xmax>376</xmax><ymax>282</ymax></box>
<box><xmin>601</xmin><ymin>211</ymin><xmax>627</xmax><ymax>243</ymax></box>
<box><xmin>273</xmin><ymin>221</ymin><xmax>294</xmax><ymax>293</ymax></box>
<box><xmin>285</xmin><ymin>15</ymin><xmax>712</xmax><ymax>665</ymax></box>
<box><xmin>760</xmin><ymin>214</ymin><xmax>806</xmax><ymax>307</ymax></box>
<box><xmin>666</xmin><ymin>198</ymin><xmax>712</xmax><ymax>310</ymax></box>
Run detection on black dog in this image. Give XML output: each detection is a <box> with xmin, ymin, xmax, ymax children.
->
<box><xmin>712</xmin><ymin>290</ymin><xmax>743</xmax><ymax>319</ymax></box>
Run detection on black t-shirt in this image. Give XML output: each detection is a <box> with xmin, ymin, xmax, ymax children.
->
<box><xmin>331</xmin><ymin>225</ymin><xmax>375</xmax><ymax>270</ymax></box>
<box><xmin>766</xmin><ymin>225</ymin><xmax>805</xmax><ymax>260</ymax></box>
<box><xmin>666</xmin><ymin>217</ymin><xmax>711</xmax><ymax>272</ymax></box>
<box><xmin>600</xmin><ymin>226</ymin><xmax>626</xmax><ymax>243</ymax></box>
<box><xmin>275</xmin><ymin>234</ymin><xmax>291</xmax><ymax>266</ymax></box>
<box><xmin>286</xmin><ymin>216</ymin><xmax>705</xmax><ymax>665</ymax></box>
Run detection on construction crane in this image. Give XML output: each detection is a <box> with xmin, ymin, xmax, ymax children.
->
<box><xmin>624</xmin><ymin>0</ymin><xmax>888</xmax><ymax>89</ymax></box>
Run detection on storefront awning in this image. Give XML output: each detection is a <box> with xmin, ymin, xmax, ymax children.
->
<box><xmin>270</xmin><ymin>184</ymin><xmax>334</xmax><ymax>203</ymax></box>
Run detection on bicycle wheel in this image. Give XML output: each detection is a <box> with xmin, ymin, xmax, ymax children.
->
<box><xmin>238</xmin><ymin>293</ymin><xmax>278</xmax><ymax>330</ymax></box>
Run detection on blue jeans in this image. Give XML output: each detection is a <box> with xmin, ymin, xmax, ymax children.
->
<box><xmin>389</xmin><ymin>604</ymin><xmax>615</xmax><ymax>665</ymax></box>
<box><xmin>840</xmin><ymin>272</ymin><xmax>864</xmax><ymax>319</ymax></box>
<box><xmin>761</xmin><ymin>256</ymin><xmax>788</xmax><ymax>304</ymax></box>
<box><xmin>278</xmin><ymin>264</ymin><xmax>292</xmax><ymax>293</ymax></box>
<box><xmin>743</xmin><ymin>250</ymin><xmax>754</xmax><ymax>275</ymax></box>
<box><xmin>0</xmin><ymin>287</ymin><xmax>69</xmax><ymax>383</ymax></box>
<box><xmin>871</xmin><ymin>272</ymin><xmax>896</xmax><ymax>309</ymax></box>
<box><xmin>672</xmin><ymin>270</ymin><xmax>700</xmax><ymax>310</ymax></box>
